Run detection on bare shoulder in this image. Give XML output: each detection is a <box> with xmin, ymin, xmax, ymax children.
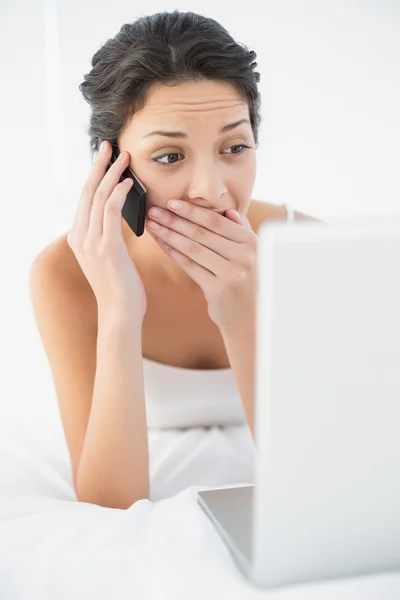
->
<box><xmin>32</xmin><ymin>232</ymin><xmax>82</xmax><ymax>279</ymax></box>
<box><xmin>30</xmin><ymin>232</ymin><xmax>97</xmax><ymax>316</ymax></box>
<box><xmin>247</xmin><ymin>199</ymin><xmax>320</xmax><ymax>233</ymax></box>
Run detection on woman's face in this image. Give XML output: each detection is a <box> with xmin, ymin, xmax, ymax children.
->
<box><xmin>119</xmin><ymin>79</ymin><xmax>257</xmax><ymax>219</ymax></box>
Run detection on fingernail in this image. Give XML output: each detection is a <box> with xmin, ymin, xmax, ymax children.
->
<box><xmin>100</xmin><ymin>141</ymin><xmax>107</xmax><ymax>152</ymax></box>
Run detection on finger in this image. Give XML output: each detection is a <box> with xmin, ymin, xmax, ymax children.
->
<box><xmin>168</xmin><ymin>201</ymin><xmax>248</xmax><ymax>242</ymax></box>
<box><xmin>87</xmin><ymin>149</ymin><xmax>130</xmax><ymax>239</ymax></box>
<box><xmin>103</xmin><ymin>178</ymin><xmax>133</xmax><ymax>243</ymax></box>
<box><xmin>71</xmin><ymin>142</ymin><xmax>110</xmax><ymax>240</ymax></box>
<box><xmin>224</xmin><ymin>209</ymin><xmax>242</xmax><ymax>223</ymax></box>
<box><xmin>239</xmin><ymin>214</ymin><xmax>253</xmax><ymax>231</ymax></box>
<box><xmin>154</xmin><ymin>237</ymin><xmax>215</xmax><ymax>290</ymax></box>
<box><xmin>226</xmin><ymin>208</ymin><xmax>251</xmax><ymax>230</ymax></box>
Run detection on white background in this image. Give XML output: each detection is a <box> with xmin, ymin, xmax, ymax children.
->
<box><xmin>0</xmin><ymin>0</ymin><xmax>399</xmax><ymax>434</ymax></box>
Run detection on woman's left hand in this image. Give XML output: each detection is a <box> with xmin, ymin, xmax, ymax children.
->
<box><xmin>146</xmin><ymin>199</ymin><xmax>259</xmax><ymax>330</ymax></box>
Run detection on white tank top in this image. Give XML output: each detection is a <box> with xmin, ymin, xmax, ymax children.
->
<box><xmin>143</xmin><ymin>357</ymin><xmax>247</xmax><ymax>429</ymax></box>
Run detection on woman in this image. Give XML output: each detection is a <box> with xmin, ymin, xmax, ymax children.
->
<box><xmin>30</xmin><ymin>10</ymin><xmax>317</xmax><ymax>508</ymax></box>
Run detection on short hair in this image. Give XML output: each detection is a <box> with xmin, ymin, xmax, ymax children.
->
<box><xmin>79</xmin><ymin>10</ymin><xmax>262</xmax><ymax>158</ymax></box>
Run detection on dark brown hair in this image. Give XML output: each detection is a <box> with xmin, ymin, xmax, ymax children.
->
<box><xmin>79</xmin><ymin>10</ymin><xmax>262</xmax><ymax>158</ymax></box>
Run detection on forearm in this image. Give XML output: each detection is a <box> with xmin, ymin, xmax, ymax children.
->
<box><xmin>76</xmin><ymin>314</ymin><xmax>149</xmax><ymax>509</ymax></box>
<box><xmin>220</xmin><ymin>313</ymin><xmax>256</xmax><ymax>438</ymax></box>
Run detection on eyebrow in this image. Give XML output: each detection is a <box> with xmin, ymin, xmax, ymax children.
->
<box><xmin>141</xmin><ymin>118</ymin><xmax>250</xmax><ymax>139</ymax></box>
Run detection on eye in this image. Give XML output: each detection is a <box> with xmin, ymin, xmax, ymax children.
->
<box><xmin>151</xmin><ymin>144</ymin><xmax>252</xmax><ymax>167</ymax></box>
<box><xmin>221</xmin><ymin>144</ymin><xmax>252</xmax><ymax>155</ymax></box>
<box><xmin>151</xmin><ymin>152</ymin><xmax>183</xmax><ymax>167</ymax></box>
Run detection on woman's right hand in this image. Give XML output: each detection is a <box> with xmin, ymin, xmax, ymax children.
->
<box><xmin>67</xmin><ymin>140</ymin><xmax>147</xmax><ymax>324</ymax></box>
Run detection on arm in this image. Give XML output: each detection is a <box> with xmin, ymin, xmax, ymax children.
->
<box><xmin>30</xmin><ymin>240</ymin><xmax>149</xmax><ymax>509</ymax></box>
<box><xmin>220</xmin><ymin>315</ymin><xmax>256</xmax><ymax>438</ymax></box>
<box><xmin>76</xmin><ymin>314</ymin><xmax>149</xmax><ymax>509</ymax></box>
<box><xmin>221</xmin><ymin>207</ymin><xmax>323</xmax><ymax>439</ymax></box>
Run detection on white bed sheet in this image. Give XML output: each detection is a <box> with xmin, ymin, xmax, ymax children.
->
<box><xmin>1</xmin><ymin>421</ymin><xmax>400</xmax><ymax>599</ymax></box>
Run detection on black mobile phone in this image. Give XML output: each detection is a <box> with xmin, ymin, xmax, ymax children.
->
<box><xmin>108</xmin><ymin>146</ymin><xmax>147</xmax><ymax>237</ymax></box>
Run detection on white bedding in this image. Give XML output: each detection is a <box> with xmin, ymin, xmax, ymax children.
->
<box><xmin>1</xmin><ymin>422</ymin><xmax>400</xmax><ymax>599</ymax></box>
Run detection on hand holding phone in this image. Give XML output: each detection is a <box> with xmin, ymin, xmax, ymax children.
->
<box><xmin>108</xmin><ymin>145</ymin><xmax>147</xmax><ymax>237</ymax></box>
<box><xmin>67</xmin><ymin>141</ymin><xmax>148</xmax><ymax>321</ymax></box>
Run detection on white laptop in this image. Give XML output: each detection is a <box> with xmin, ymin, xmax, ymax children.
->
<box><xmin>197</xmin><ymin>214</ymin><xmax>400</xmax><ymax>589</ymax></box>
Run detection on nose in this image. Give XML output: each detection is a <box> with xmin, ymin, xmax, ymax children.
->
<box><xmin>185</xmin><ymin>160</ymin><xmax>228</xmax><ymax>209</ymax></box>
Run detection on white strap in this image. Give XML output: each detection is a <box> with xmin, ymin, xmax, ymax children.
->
<box><xmin>282</xmin><ymin>203</ymin><xmax>295</xmax><ymax>223</ymax></box>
